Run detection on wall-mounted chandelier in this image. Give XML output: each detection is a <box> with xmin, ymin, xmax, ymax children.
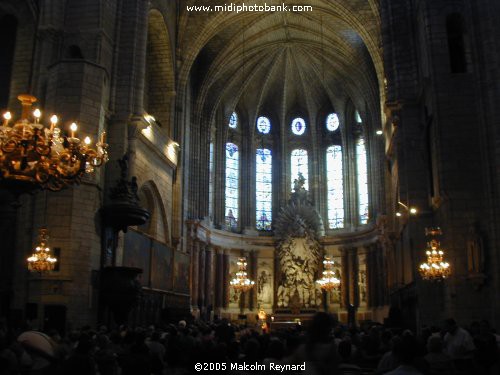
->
<box><xmin>316</xmin><ymin>256</ymin><xmax>341</xmax><ymax>291</ymax></box>
<box><xmin>0</xmin><ymin>94</ymin><xmax>108</xmax><ymax>191</ymax></box>
<box><xmin>230</xmin><ymin>257</ymin><xmax>255</xmax><ymax>292</ymax></box>
<box><xmin>419</xmin><ymin>227</ymin><xmax>451</xmax><ymax>281</ymax></box>
<box><xmin>27</xmin><ymin>228</ymin><xmax>57</xmax><ymax>272</ymax></box>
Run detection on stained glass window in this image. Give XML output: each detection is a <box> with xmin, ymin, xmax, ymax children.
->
<box><xmin>355</xmin><ymin>110</ymin><xmax>362</xmax><ymax>123</ymax></box>
<box><xmin>356</xmin><ymin>137</ymin><xmax>369</xmax><ymax>224</ymax></box>
<box><xmin>326</xmin><ymin>113</ymin><xmax>340</xmax><ymax>132</ymax></box>
<box><xmin>257</xmin><ymin>116</ymin><xmax>271</xmax><ymax>134</ymax></box>
<box><xmin>209</xmin><ymin>142</ymin><xmax>214</xmax><ymax>219</ymax></box>
<box><xmin>256</xmin><ymin>148</ymin><xmax>272</xmax><ymax>231</ymax></box>
<box><xmin>291</xmin><ymin>117</ymin><xmax>306</xmax><ymax>135</ymax></box>
<box><xmin>291</xmin><ymin>149</ymin><xmax>309</xmax><ymax>190</ymax></box>
<box><xmin>326</xmin><ymin>145</ymin><xmax>344</xmax><ymax>229</ymax></box>
<box><xmin>229</xmin><ymin>112</ymin><xmax>238</xmax><ymax>129</ymax></box>
<box><xmin>225</xmin><ymin>142</ymin><xmax>239</xmax><ymax>228</ymax></box>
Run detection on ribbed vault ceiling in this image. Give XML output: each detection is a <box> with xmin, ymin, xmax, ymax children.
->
<box><xmin>178</xmin><ymin>0</ymin><xmax>383</xmax><ymax>129</ymax></box>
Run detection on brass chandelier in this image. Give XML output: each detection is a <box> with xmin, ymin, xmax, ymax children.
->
<box><xmin>27</xmin><ymin>228</ymin><xmax>57</xmax><ymax>272</ymax></box>
<box><xmin>419</xmin><ymin>227</ymin><xmax>451</xmax><ymax>281</ymax></box>
<box><xmin>316</xmin><ymin>256</ymin><xmax>341</xmax><ymax>291</ymax></box>
<box><xmin>0</xmin><ymin>94</ymin><xmax>108</xmax><ymax>191</ymax></box>
<box><xmin>230</xmin><ymin>257</ymin><xmax>255</xmax><ymax>292</ymax></box>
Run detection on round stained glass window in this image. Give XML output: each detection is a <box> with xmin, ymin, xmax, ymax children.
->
<box><xmin>257</xmin><ymin>116</ymin><xmax>271</xmax><ymax>134</ymax></box>
<box><xmin>326</xmin><ymin>113</ymin><xmax>340</xmax><ymax>131</ymax></box>
<box><xmin>291</xmin><ymin>118</ymin><xmax>306</xmax><ymax>135</ymax></box>
<box><xmin>229</xmin><ymin>112</ymin><xmax>238</xmax><ymax>128</ymax></box>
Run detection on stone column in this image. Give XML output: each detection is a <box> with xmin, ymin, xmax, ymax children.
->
<box><xmin>349</xmin><ymin>248</ymin><xmax>359</xmax><ymax>308</ymax></box>
<box><xmin>249</xmin><ymin>250</ymin><xmax>258</xmax><ymax>311</ymax></box>
<box><xmin>190</xmin><ymin>240</ymin><xmax>200</xmax><ymax>311</ymax></box>
<box><xmin>214</xmin><ymin>247</ymin><xmax>223</xmax><ymax>311</ymax></box>
<box><xmin>366</xmin><ymin>246</ymin><xmax>375</xmax><ymax>308</ymax></box>
<box><xmin>198</xmin><ymin>243</ymin><xmax>206</xmax><ymax>312</ymax></box>
<box><xmin>341</xmin><ymin>248</ymin><xmax>349</xmax><ymax>309</ymax></box>
<box><xmin>222</xmin><ymin>250</ymin><xmax>230</xmax><ymax>308</ymax></box>
<box><xmin>376</xmin><ymin>243</ymin><xmax>388</xmax><ymax>306</ymax></box>
<box><xmin>205</xmin><ymin>245</ymin><xmax>214</xmax><ymax>314</ymax></box>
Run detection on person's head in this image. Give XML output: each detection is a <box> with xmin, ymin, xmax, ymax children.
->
<box><xmin>266</xmin><ymin>338</ymin><xmax>284</xmax><ymax>360</ymax></box>
<box><xmin>427</xmin><ymin>335</ymin><xmax>443</xmax><ymax>353</ymax></box>
<box><xmin>392</xmin><ymin>335</ymin><xmax>417</xmax><ymax>365</ymax></box>
<box><xmin>479</xmin><ymin>320</ymin><xmax>491</xmax><ymax>335</ymax></box>
<box><xmin>75</xmin><ymin>333</ymin><xmax>94</xmax><ymax>354</ymax></box>
<box><xmin>444</xmin><ymin>318</ymin><xmax>458</xmax><ymax>334</ymax></box>
<box><xmin>308</xmin><ymin>312</ymin><xmax>334</xmax><ymax>343</ymax></box>
<box><xmin>244</xmin><ymin>338</ymin><xmax>260</xmax><ymax>360</ymax></box>
<box><xmin>178</xmin><ymin>320</ymin><xmax>187</xmax><ymax>330</ymax></box>
<box><xmin>470</xmin><ymin>321</ymin><xmax>480</xmax><ymax>335</ymax></box>
<box><xmin>338</xmin><ymin>340</ymin><xmax>352</xmax><ymax>361</ymax></box>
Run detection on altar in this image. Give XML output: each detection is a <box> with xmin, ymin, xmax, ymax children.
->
<box><xmin>190</xmin><ymin>175</ymin><xmax>385</xmax><ymax>325</ymax></box>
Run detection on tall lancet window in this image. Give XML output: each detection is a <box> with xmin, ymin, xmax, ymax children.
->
<box><xmin>225</xmin><ymin>111</ymin><xmax>239</xmax><ymax>228</ymax></box>
<box><xmin>326</xmin><ymin>145</ymin><xmax>344</xmax><ymax>229</ymax></box>
<box><xmin>355</xmin><ymin>111</ymin><xmax>369</xmax><ymax>224</ymax></box>
<box><xmin>208</xmin><ymin>142</ymin><xmax>214</xmax><ymax>219</ymax></box>
<box><xmin>256</xmin><ymin>148</ymin><xmax>272</xmax><ymax>231</ymax></box>
<box><xmin>291</xmin><ymin>149</ymin><xmax>309</xmax><ymax>190</ymax></box>
<box><xmin>225</xmin><ymin>142</ymin><xmax>239</xmax><ymax>228</ymax></box>
<box><xmin>229</xmin><ymin>112</ymin><xmax>238</xmax><ymax>129</ymax></box>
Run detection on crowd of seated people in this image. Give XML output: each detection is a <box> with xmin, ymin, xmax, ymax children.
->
<box><xmin>0</xmin><ymin>314</ymin><xmax>499</xmax><ymax>375</ymax></box>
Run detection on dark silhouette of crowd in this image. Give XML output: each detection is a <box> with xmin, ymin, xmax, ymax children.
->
<box><xmin>0</xmin><ymin>314</ymin><xmax>499</xmax><ymax>375</ymax></box>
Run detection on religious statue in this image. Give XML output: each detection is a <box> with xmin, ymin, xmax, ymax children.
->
<box><xmin>293</xmin><ymin>172</ymin><xmax>306</xmax><ymax>193</ymax></box>
<box><xmin>118</xmin><ymin>154</ymin><xmax>129</xmax><ymax>181</ymax></box>
<box><xmin>109</xmin><ymin>154</ymin><xmax>140</xmax><ymax>204</ymax></box>
<box><xmin>257</xmin><ymin>269</ymin><xmax>272</xmax><ymax>304</ymax></box>
<box><xmin>276</xmin><ymin>235</ymin><xmax>320</xmax><ymax>308</ymax></box>
<box><xmin>290</xmin><ymin>172</ymin><xmax>310</xmax><ymax>204</ymax></box>
<box><xmin>359</xmin><ymin>270</ymin><xmax>367</xmax><ymax>303</ymax></box>
<box><xmin>226</xmin><ymin>209</ymin><xmax>237</xmax><ymax>229</ymax></box>
<box><xmin>466</xmin><ymin>223</ymin><xmax>485</xmax><ymax>274</ymax></box>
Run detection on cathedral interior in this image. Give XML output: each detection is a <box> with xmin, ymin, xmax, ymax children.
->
<box><xmin>0</xmin><ymin>0</ymin><xmax>499</xmax><ymax>335</ymax></box>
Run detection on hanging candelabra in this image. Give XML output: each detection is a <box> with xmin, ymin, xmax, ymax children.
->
<box><xmin>316</xmin><ymin>256</ymin><xmax>341</xmax><ymax>291</ymax></box>
<box><xmin>27</xmin><ymin>228</ymin><xmax>57</xmax><ymax>272</ymax></box>
<box><xmin>0</xmin><ymin>94</ymin><xmax>108</xmax><ymax>191</ymax></box>
<box><xmin>419</xmin><ymin>227</ymin><xmax>451</xmax><ymax>281</ymax></box>
<box><xmin>229</xmin><ymin>257</ymin><xmax>255</xmax><ymax>292</ymax></box>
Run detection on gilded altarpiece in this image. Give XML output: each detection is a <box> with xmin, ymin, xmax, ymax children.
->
<box><xmin>274</xmin><ymin>174</ymin><xmax>325</xmax><ymax>312</ymax></box>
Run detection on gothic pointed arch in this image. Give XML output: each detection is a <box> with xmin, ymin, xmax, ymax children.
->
<box><xmin>138</xmin><ymin>180</ymin><xmax>170</xmax><ymax>245</ymax></box>
<box><xmin>144</xmin><ymin>9</ymin><xmax>175</xmax><ymax>135</ymax></box>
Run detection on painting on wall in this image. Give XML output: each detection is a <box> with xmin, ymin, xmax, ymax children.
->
<box><xmin>174</xmin><ymin>251</ymin><xmax>190</xmax><ymax>294</ymax></box>
<box><xmin>151</xmin><ymin>240</ymin><xmax>173</xmax><ymax>291</ymax></box>
<box><xmin>257</xmin><ymin>259</ymin><xmax>273</xmax><ymax>307</ymax></box>
<box><xmin>123</xmin><ymin>229</ymin><xmax>151</xmax><ymax>286</ymax></box>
